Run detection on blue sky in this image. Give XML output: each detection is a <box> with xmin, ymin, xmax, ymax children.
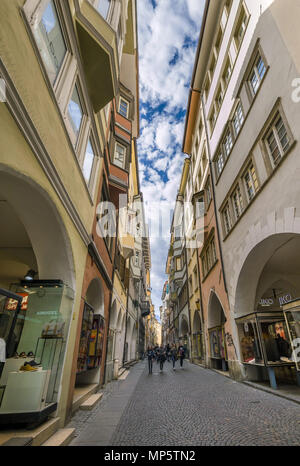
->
<box><xmin>136</xmin><ymin>0</ymin><xmax>205</xmax><ymax>319</ymax></box>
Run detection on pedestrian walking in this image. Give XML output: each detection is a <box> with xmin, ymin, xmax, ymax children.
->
<box><xmin>166</xmin><ymin>343</ymin><xmax>171</xmax><ymax>362</ymax></box>
<box><xmin>170</xmin><ymin>344</ymin><xmax>177</xmax><ymax>370</ymax></box>
<box><xmin>178</xmin><ymin>344</ymin><xmax>185</xmax><ymax>368</ymax></box>
<box><xmin>147</xmin><ymin>346</ymin><xmax>154</xmax><ymax>374</ymax></box>
<box><xmin>158</xmin><ymin>348</ymin><xmax>166</xmax><ymax>372</ymax></box>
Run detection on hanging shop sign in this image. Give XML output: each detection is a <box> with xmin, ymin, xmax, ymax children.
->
<box><xmin>5</xmin><ymin>293</ymin><xmax>29</xmax><ymax>311</ymax></box>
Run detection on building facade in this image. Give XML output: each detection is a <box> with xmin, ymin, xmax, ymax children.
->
<box><xmin>0</xmin><ymin>0</ymin><xmax>152</xmax><ymax>437</ymax></box>
<box><xmin>164</xmin><ymin>0</ymin><xmax>300</xmax><ymax>388</ymax></box>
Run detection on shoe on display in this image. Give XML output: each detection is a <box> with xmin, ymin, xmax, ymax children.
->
<box><xmin>14</xmin><ymin>352</ymin><xmax>19</xmax><ymax>358</ymax></box>
<box><xmin>27</xmin><ymin>351</ymin><xmax>34</xmax><ymax>358</ymax></box>
<box><xmin>19</xmin><ymin>352</ymin><xmax>27</xmax><ymax>358</ymax></box>
<box><xmin>27</xmin><ymin>360</ymin><xmax>41</xmax><ymax>367</ymax></box>
<box><xmin>19</xmin><ymin>362</ymin><xmax>38</xmax><ymax>372</ymax></box>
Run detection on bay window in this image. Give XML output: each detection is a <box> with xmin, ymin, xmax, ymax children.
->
<box><xmin>32</xmin><ymin>0</ymin><xmax>67</xmax><ymax>85</ymax></box>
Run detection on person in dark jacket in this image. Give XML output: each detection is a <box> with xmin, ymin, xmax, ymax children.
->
<box><xmin>158</xmin><ymin>348</ymin><xmax>166</xmax><ymax>372</ymax></box>
<box><xmin>147</xmin><ymin>346</ymin><xmax>154</xmax><ymax>374</ymax></box>
<box><xmin>166</xmin><ymin>343</ymin><xmax>171</xmax><ymax>362</ymax></box>
<box><xmin>170</xmin><ymin>344</ymin><xmax>178</xmax><ymax>370</ymax></box>
<box><xmin>178</xmin><ymin>345</ymin><xmax>186</xmax><ymax>368</ymax></box>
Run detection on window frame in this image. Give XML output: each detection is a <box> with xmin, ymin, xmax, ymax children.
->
<box><xmin>264</xmin><ymin>112</ymin><xmax>290</xmax><ymax>169</ymax></box>
<box><xmin>118</xmin><ymin>96</ymin><xmax>130</xmax><ymax>119</ymax></box>
<box><xmin>231</xmin><ymin>183</ymin><xmax>244</xmax><ymax>221</ymax></box>
<box><xmin>222</xmin><ymin>203</ymin><xmax>232</xmax><ymax>236</ymax></box>
<box><xmin>232</xmin><ymin>101</ymin><xmax>244</xmax><ymax>137</ymax></box>
<box><xmin>233</xmin><ymin>3</ymin><xmax>249</xmax><ymax>52</ymax></box>
<box><xmin>113</xmin><ymin>141</ymin><xmax>127</xmax><ymax>170</ymax></box>
<box><xmin>248</xmin><ymin>53</ymin><xmax>267</xmax><ymax>97</ymax></box>
<box><xmin>243</xmin><ymin>162</ymin><xmax>259</xmax><ymax>202</ymax></box>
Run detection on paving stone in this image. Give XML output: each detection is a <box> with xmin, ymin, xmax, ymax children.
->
<box><xmin>67</xmin><ymin>361</ymin><xmax>300</xmax><ymax>446</ymax></box>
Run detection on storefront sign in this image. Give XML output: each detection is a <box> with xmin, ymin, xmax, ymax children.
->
<box><xmin>259</xmin><ymin>294</ymin><xmax>292</xmax><ymax>307</ymax></box>
<box><xmin>5</xmin><ymin>293</ymin><xmax>28</xmax><ymax>311</ymax></box>
<box><xmin>278</xmin><ymin>294</ymin><xmax>292</xmax><ymax>306</ymax></box>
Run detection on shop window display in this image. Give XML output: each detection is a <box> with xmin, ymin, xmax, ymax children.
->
<box><xmin>209</xmin><ymin>327</ymin><xmax>227</xmax><ymax>360</ymax></box>
<box><xmin>237</xmin><ymin>320</ymin><xmax>263</xmax><ymax>364</ymax></box>
<box><xmin>260</xmin><ymin>320</ymin><xmax>292</xmax><ymax>364</ymax></box>
<box><xmin>0</xmin><ymin>281</ymin><xmax>73</xmax><ymax>418</ymax></box>
<box><xmin>192</xmin><ymin>333</ymin><xmax>203</xmax><ymax>360</ymax></box>
<box><xmin>77</xmin><ymin>303</ymin><xmax>105</xmax><ymax>373</ymax></box>
<box><xmin>283</xmin><ymin>302</ymin><xmax>300</xmax><ymax>372</ymax></box>
<box><xmin>236</xmin><ymin>312</ymin><xmax>295</xmax><ymax>367</ymax></box>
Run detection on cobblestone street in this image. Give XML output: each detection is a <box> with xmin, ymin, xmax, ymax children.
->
<box><xmin>69</xmin><ymin>361</ymin><xmax>300</xmax><ymax>446</ymax></box>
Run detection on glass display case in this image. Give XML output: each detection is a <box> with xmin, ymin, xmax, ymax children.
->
<box><xmin>77</xmin><ymin>303</ymin><xmax>94</xmax><ymax>373</ymax></box>
<box><xmin>87</xmin><ymin>314</ymin><xmax>105</xmax><ymax>370</ymax></box>
<box><xmin>0</xmin><ymin>281</ymin><xmax>74</xmax><ymax>424</ymax></box>
<box><xmin>237</xmin><ymin>317</ymin><xmax>264</xmax><ymax>364</ymax></box>
<box><xmin>236</xmin><ymin>312</ymin><xmax>294</xmax><ymax>368</ymax></box>
<box><xmin>283</xmin><ymin>299</ymin><xmax>300</xmax><ymax>372</ymax></box>
<box><xmin>209</xmin><ymin>326</ymin><xmax>227</xmax><ymax>360</ymax></box>
<box><xmin>77</xmin><ymin>304</ymin><xmax>105</xmax><ymax>373</ymax></box>
<box><xmin>192</xmin><ymin>332</ymin><xmax>203</xmax><ymax>360</ymax></box>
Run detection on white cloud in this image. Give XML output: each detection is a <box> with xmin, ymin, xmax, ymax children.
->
<box><xmin>137</xmin><ymin>0</ymin><xmax>205</xmax><ymax>318</ymax></box>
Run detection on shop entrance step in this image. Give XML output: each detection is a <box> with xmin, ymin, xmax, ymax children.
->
<box><xmin>118</xmin><ymin>367</ymin><xmax>127</xmax><ymax>377</ymax></box>
<box><xmin>79</xmin><ymin>393</ymin><xmax>103</xmax><ymax>410</ymax></box>
<box><xmin>42</xmin><ymin>428</ymin><xmax>75</xmax><ymax>446</ymax></box>
<box><xmin>72</xmin><ymin>383</ymin><xmax>99</xmax><ymax>414</ymax></box>
<box><xmin>118</xmin><ymin>370</ymin><xmax>129</xmax><ymax>380</ymax></box>
<box><xmin>0</xmin><ymin>416</ymin><xmax>60</xmax><ymax>446</ymax></box>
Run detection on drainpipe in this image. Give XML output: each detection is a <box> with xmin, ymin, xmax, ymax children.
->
<box><xmin>103</xmin><ymin>206</ymin><xmax>119</xmax><ymax>385</ymax></box>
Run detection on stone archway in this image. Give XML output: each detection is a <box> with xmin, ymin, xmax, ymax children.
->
<box><xmin>192</xmin><ymin>311</ymin><xmax>202</xmax><ymax>360</ymax></box>
<box><xmin>0</xmin><ymin>167</ymin><xmax>75</xmax><ymax>288</ymax></box>
<box><xmin>234</xmin><ymin>233</ymin><xmax>300</xmax><ymax>318</ymax></box>
<box><xmin>76</xmin><ymin>278</ymin><xmax>105</xmax><ymax>385</ymax></box>
<box><xmin>0</xmin><ymin>167</ymin><xmax>76</xmax><ymax>413</ymax></box>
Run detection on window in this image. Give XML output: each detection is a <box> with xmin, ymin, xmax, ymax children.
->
<box><xmin>265</xmin><ymin>113</ymin><xmax>290</xmax><ymax>167</ymax></box>
<box><xmin>82</xmin><ymin>138</ymin><xmax>96</xmax><ymax>185</ymax></box>
<box><xmin>232</xmin><ymin>102</ymin><xmax>244</xmax><ymax>136</ymax></box>
<box><xmin>96</xmin><ymin>0</ymin><xmax>111</xmax><ymax>19</ymax></box>
<box><xmin>67</xmin><ymin>84</ymin><xmax>84</xmax><ymax>146</ymax></box>
<box><xmin>195</xmin><ymin>196</ymin><xmax>205</xmax><ymax>219</ymax></box>
<box><xmin>223</xmin><ymin>204</ymin><xmax>232</xmax><ymax>235</ymax></box>
<box><xmin>134</xmin><ymin>251</ymin><xmax>140</xmax><ymax>267</ymax></box>
<box><xmin>215</xmin><ymin>28</ymin><xmax>223</xmax><ymax>55</ymax></box>
<box><xmin>193</xmin><ymin>267</ymin><xmax>198</xmax><ymax>290</ymax></box>
<box><xmin>223</xmin><ymin>128</ymin><xmax>233</xmax><ymax>158</ymax></box>
<box><xmin>210</xmin><ymin>107</ymin><xmax>217</xmax><ymax>130</ymax></box>
<box><xmin>119</xmin><ymin>98</ymin><xmax>129</xmax><ymax>118</ymax></box>
<box><xmin>98</xmin><ymin>186</ymin><xmax>114</xmax><ymax>254</ymax></box>
<box><xmin>205</xmin><ymin>178</ymin><xmax>212</xmax><ymax>207</ymax></box>
<box><xmin>244</xmin><ymin>163</ymin><xmax>259</xmax><ymax>201</ymax></box>
<box><xmin>249</xmin><ymin>54</ymin><xmax>266</xmax><ymax>96</ymax></box>
<box><xmin>234</xmin><ymin>6</ymin><xmax>248</xmax><ymax>49</ymax></box>
<box><xmin>222</xmin><ymin>57</ymin><xmax>232</xmax><ymax>87</ymax></box>
<box><xmin>176</xmin><ymin>257</ymin><xmax>182</xmax><ymax>271</ymax></box>
<box><xmin>114</xmin><ymin>142</ymin><xmax>126</xmax><ymax>169</ymax></box>
<box><xmin>216</xmin><ymin>151</ymin><xmax>225</xmax><ymax>176</ymax></box>
<box><xmin>32</xmin><ymin>0</ymin><xmax>67</xmax><ymax>85</ymax></box>
<box><xmin>220</xmin><ymin>8</ymin><xmax>228</xmax><ymax>32</ymax></box>
<box><xmin>231</xmin><ymin>184</ymin><xmax>244</xmax><ymax>220</ymax></box>
<box><xmin>216</xmin><ymin>86</ymin><xmax>223</xmax><ymax>111</ymax></box>
<box><xmin>202</xmin><ymin>238</ymin><xmax>217</xmax><ymax>277</ymax></box>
